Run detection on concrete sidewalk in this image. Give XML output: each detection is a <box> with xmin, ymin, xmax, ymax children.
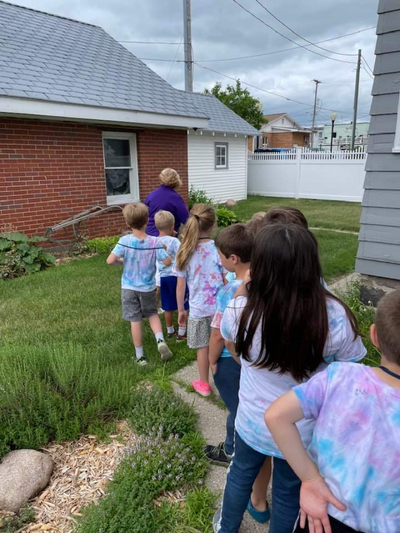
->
<box><xmin>173</xmin><ymin>362</ymin><xmax>270</xmax><ymax>533</ymax></box>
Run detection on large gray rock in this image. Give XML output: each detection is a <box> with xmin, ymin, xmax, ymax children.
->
<box><xmin>225</xmin><ymin>199</ymin><xmax>238</xmax><ymax>207</ymax></box>
<box><xmin>0</xmin><ymin>450</ymin><xmax>54</xmax><ymax>512</ymax></box>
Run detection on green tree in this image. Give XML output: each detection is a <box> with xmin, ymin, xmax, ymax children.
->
<box><xmin>204</xmin><ymin>80</ymin><xmax>265</xmax><ymax>129</ymax></box>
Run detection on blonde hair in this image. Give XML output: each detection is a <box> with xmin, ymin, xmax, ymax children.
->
<box><xmin>159</xmin><ymin>168</ymin><xmax>182</xmax><ymax>190</ymax></box>
<box><xmin>175</xmin><ymin>204</ymin><xmax>216</xmax><ymax>270</ymax></box>
<box><xmin>155</xmin><ymin>210</ymin><xmax>175</xmax><ymax>232</ymax></box>
<box><xmin>246</xmin><ymin>211</ymin><xmax>267</xmax><ymax>234</ymax></box>
<box><xmin>123</xmin><ymin>202</ymin><xmax>149</xmax><ymax>230</ymax></box>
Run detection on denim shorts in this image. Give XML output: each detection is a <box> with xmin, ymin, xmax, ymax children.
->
<box><xmin>121</xmin><ymin>289</ymin><xmax>158</xmax><ymax>322</ymax></box>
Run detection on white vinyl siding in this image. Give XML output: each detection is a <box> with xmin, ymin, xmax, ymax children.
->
<box><xmin>188</xmin><ymin>133</ymin><xmax>248</xmax><ymax>202</ymax></box>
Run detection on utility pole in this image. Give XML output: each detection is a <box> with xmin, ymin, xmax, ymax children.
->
<box><xmin>311</xmin><ymin>79</ymin><xmax>321</xmax><ymax>148</ymax></box>
<box><xmin>183</xmin><ymin>0</ymin><xmax>193</xmax><ymax>92</ymax></box>
<box><xmin>351</xmin><ymin>49</ymin><xmax>362</xmax><ymax>150</ymax></box>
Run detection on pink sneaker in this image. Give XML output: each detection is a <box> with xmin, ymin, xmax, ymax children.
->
<box><xmin>192</xmin><ymin>379</ymin><xmax>212</xmax><ymax>397</ymax></box>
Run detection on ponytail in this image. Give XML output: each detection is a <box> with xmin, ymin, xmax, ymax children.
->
<box><xmin>175</xmin><ymin>204</ymin><xmax>216</xmax><ymax>271</ymax></box>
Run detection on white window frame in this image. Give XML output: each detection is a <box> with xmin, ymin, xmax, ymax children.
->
<box><xmin>215</xmin><ymin>142</ymin><xmax>229</xmax><ymax>169</ymax></box>
<box><xmin>393</xmin><ymin>92</ymin><xmax>400</xmax><ymax>153</ymax></box>
<box><xmin>102</xmin><ymin>132</ymin><xmax>139</xmax><ymax>205</ymax></box>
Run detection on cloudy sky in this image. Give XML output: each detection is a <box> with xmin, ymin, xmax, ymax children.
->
<box><xmin>7</xmin><ymin>0</ymin><xmax>378</xmax><ymax>126</ymax></box>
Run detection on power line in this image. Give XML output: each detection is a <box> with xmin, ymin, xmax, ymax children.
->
<box><xmin>362</xmin><ymin>55</ymin><xmax>374</xmax><ymax>76</ymax></box>
<box><xmin>230</xmin><ymin>0</ymin><xmax>357</xmax><ymax>64</ymax></box>
<box><xmin>118</xmin><ymin>40</ymin><xmax>184</xmax><ymax>45</ymax></box>
<box><xmin>361</xmin><ymin>64</ymin><xmax>374</xmax><ymax>80</ymax></box>
<box><xmin>166</xmin><ymin>35</ymin><xmax>184</xmax><ymax>81</ymax></box>
<box><xmin>254</xmin><ymin>0</ymin><xmax>357</xmax><ymax>57</ymax></box>
<box><xmin>195</xmin><ymin>62</ymin><xmax>350</xmax><ymax>113</ymax></box>
<box><xmin>133</xmin><ymin>26</ymin><xmax>375</xmax><ymax>64</ymax></box>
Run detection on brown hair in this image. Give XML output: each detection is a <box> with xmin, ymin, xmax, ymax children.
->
<box><xmin>155</xmin><ymin>210</ymin><xmax>175</xmax><ymax>232</ymax></box>
<box><xmin>375</xmin><ymin>290</ymin><xmax>400</xmax><ymax>364</ymax></box>
<box><xmin>159</xmin><ymin>168</ymin><xmax>182</xmax><ymax>190</ymax></box>
<box><xmin>123</xmin><ymin>202</ymin><xmax>149</xmax><ymax>230</ymax></box>
<box><xmin>264</xmin><ymin>207</ymin><xmax>309</xmax><ymax>229</ymax></box>
<box><xmin>246</xmin><ymin>212</ymin><xmax>267</xmax><ymax>234</ymax></box>
<box><xmin>216</xmin><ymin>224</ymin><xmax>254</xmax><ymax>263</ymax></box>
<box><xmin>175</xmin><ymin>204</ymin><xmax>216</xmax><ymax>270</ymax></box>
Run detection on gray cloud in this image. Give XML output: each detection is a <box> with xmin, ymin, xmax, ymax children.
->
<box><xmin>5</xmin><ymin>0</ymin><xmax>378</xmax><ymax>125</ymax></box>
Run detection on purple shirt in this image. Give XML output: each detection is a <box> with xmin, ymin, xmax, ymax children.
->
<box><xmin>144</xmin><ymin>185</ymin><xmax>189</xmax><ymax>236</ymax></box>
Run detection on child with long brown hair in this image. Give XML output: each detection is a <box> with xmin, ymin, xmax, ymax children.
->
<box><xmin>213</xmin><ymin>223</ymin><xmax>366</xmax><ymax>533</ymax></box>
<box><xmin>175</xmin><ymin>204</ymin><xmax>225</xmax><ymax>397</ymax></box>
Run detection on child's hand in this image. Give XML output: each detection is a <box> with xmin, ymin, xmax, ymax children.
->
<box><xmin>178</xmin><ymin>310</ymin><xmax>187</xmax><ymax>327</ymax></box>
<box><xmin>299</xmin><ymin>477</ymin><xmax>346</xmax><ymax>533</ymax></box>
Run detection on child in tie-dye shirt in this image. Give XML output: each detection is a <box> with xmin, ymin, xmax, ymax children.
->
<box><xmin>175</xmin><ymin>204</ymin><xmax>225</xmax><ymax>398</ymax></box>
<box><xmin>107</xmin><ymin>203</ymin><xmax>173</xmax><ymax>366</ymax></box>
<box><xmin>266</xmin><ymin>290</ymin><xmax>400</xmax><ymax>533</ymax></box>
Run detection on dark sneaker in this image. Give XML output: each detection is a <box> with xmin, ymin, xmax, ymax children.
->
<box><xmin>205</xmin><ymin>442</ymin><xmax>232</xmax><ymax>467</ymax></box>
<box><xmin>166</xmin><ymin>331</ymin><xmax>176</xmax><ymax>339</ymax></box>
<box><xmin>176</xmin><ymin>333</ymin><xmax>187</xmax><ymax>343</ymax></box>
<box><xmin>134</xmin><ymin>356</ymin><xmax>148</xmax><ymax>366</ymax></box>
<box><xmin>247</xmin><ymin>498</ymin><xmax>271</xmax><ymax>523</ymax></box>
<box><xmin>157</xmin><ymin>339</ymin><xmax>173</xmax><ymax>361</ymax></box>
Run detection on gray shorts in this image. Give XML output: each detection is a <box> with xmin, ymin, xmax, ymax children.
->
<box><xmin>121</xmin><ymin>289</ymin><xmax>158</xmax><ymax>322</ymax></box>
<box><xmin>187</xmin><ymin>316</ymin><xmax>213</xmax><ymax>349</ymax></box>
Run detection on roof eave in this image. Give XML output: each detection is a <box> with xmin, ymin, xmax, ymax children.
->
<box><xmin>0</xmin><ymin>96</ymin><xmax>210</xmax><ymax>129</ymax></box>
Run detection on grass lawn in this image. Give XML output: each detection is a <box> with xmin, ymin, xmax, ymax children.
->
<box><xmin>234</xmin><ymin>195</ymin><xmax>361</xmax><ymax>232</ymax></box>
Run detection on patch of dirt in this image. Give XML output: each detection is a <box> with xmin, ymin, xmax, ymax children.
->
<box><xmin>21</xmin><ymin>421</ymin><xmax>138</xmax><ymax>533</ymax></box>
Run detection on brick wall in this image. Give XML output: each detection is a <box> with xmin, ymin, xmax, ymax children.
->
<box><xmin>262</xmin><ymin>132</ymin><xmax>310</xmax><ymax>148</ymax></box>
<box><xmin>0</xmin><ymin>118</ymin><xmax>188</xmax><ymax>240</ymax></box>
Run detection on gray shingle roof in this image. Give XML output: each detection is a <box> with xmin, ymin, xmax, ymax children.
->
<box><xmin>0</xmin><ymin>0</ymin><xmax>206</xmax><ymax>119</ymax></box>
<box><xmin>0</xmin><ymin>1</ymin><xmax>258</xmax><ymax>135</ymax></box>
<box><xmin>185</xmin><ymin>92</ymin><xmax>259</xmax><ymax>135</ymax></box>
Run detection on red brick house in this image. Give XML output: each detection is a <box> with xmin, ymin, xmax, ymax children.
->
<box><xmin>0</xmin><ymin>2</ymin><xmax>211</xmax><ymax>240</ymax></box>
<box><xmin>257</xmin><ymin>113</ymin><xmax>311</xmax><ymax>149</ymax></box>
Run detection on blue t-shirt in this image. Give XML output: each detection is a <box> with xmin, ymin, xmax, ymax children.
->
<box><xmin>211</xmin><ymin>280</ymin><xmax>242</xmax><ymax>358</ymax></box>
<box><xmin>112</xmin><ymin>234</ymin><xmax>168</xmax><ymax>292</ymax></box>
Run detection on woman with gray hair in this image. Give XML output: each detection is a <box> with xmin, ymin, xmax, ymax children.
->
<box><xmin>144</xmin><ymin>168</ymin><xmax>189</xmax><ymax>236</ymax></box>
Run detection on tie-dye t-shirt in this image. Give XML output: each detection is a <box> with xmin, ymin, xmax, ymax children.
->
<box><xmin>112</xmin><ymin>234</ymin><xmax>168</xmax><ymax>292</ymax></box>
<box><xmin>212</xmin><ymin>280</ymin><xmax>242</xmax><ymax>358</ymax></box>
<box><xmin>220</xmin><ymin>296</ymin><xmax>366</xmax><ymax>457</ymax></box>
<box><xmin>157</xmin><ymin>236</ymin><xmax>180</xmax><ymax>277</ymax></box>
<box><xmin>174</xmin><ymin>240</ymin><xmax>225</xmax><ymax>318</ymax></box>
<box><xmin>294</xmin><ymin>363</ymin><xmax>400</xmax><ymax>533</ymax></box>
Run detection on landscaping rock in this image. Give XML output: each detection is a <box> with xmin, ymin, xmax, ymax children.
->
<box><xmin>0</xmin><ymin>450</ymin><xmax>54</xmax><ymax>512</ymax></box>
<box><xmin>225</xmin><ymin>199</ymin><xmax>238</xmax><ymax>207</ymax></box>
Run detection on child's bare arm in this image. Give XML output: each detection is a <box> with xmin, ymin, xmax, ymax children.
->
<box><xmin>107</xmin><ymin>253</ymin><xmax>121</xmax><ymax>265</ymax></box>
<box><xmin>265</xmin><ymin>392</ymin><xmax>345</xmax><ymax>533</ymax></box>
<box><xmin>162</xmin><ymin>255</ymin><xmax>172</xmax><ymax>266</ymax></box>
<box><xmin>225</xmin><ymin>340</ymin><xmax>241</xmax><ymax>365</ymax></box>
<box><xmin>209</xmin><ymin>328</ymin><xmax>225</xmax><ymax>366</ymax></box>
<box><xmin>176</xmin><ymin>276</ymin><xmax>187</xmax><ymax>326</ymax></box>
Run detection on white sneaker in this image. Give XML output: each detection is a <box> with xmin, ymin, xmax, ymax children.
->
<box><xmin>157</xmin><ymin>340</ymin><xmax>173</xmax><ymax>362</ymax></box>
<box><xmin>158</xmin><ymin>308</ymin><xmax>164</xmax><ymax>315</ymax></box>
<box><xmin>135</xmin><ymin>356</ymin><xmax>148</xmax><ymax>366</ymax></box>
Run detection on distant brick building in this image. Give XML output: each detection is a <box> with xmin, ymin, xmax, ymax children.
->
<box><xmin>256</xmin><ymin>113</ymin><xmax>311</xmax><ymax>149</ymax></box>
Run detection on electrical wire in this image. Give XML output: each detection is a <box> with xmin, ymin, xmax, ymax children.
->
<box><xmin>118</xmin><ymin>40</ymin><xmax>184</xmax><ymax>45</ymax></box>
<box><xmin>166</xmin><ymin>35</ymin><xmax>184</xmax><ymax>81</ymax></box>
<box><xmin>133</xmin><ymin>27</ymin><xmax>375</xmax><ymax>64</ymax></box>
<box><xmin>361</xmin><ymin>55</ymin><xmax>374</xmax><ymax>76</ymax></box>
<box><xmin>230</xmin><ymin>0</ymin><xmax>357</xmax><ymax>64</ymax></box>
<box><xmin>195</xmin><ymin>62</ymin><xmax>350</xmax><ymax>113</ymax></box>
<box><xmin>254</xmin><ymin>0</ymin><xmax>357</xmax><ymax>56</ymax></box>
<box><xmin>361</xmin><ymin>62</ymin><xmax>374</xmax><ymax>80</ymax></box>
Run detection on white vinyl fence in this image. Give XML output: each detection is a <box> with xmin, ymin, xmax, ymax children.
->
<box><xmin>248</xmin><ymin>148</ymin><xmax>367</xmax><ymax>202</ymax></box>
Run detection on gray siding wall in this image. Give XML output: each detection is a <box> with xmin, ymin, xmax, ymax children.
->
<box><xmin>356</xmin><ymin>0</ymin><xmax>400</xmax><ymax>280</ymax></box>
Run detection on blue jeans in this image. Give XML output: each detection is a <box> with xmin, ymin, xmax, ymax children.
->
<box><xmin>212</xmin><ymin>357</ymin><xmax>241</xmax><ymax>455</ymax></box>
<box><xmin>217</xmin><ymin>431</ymin><xmax>301</xmax><ymax>533</ymax></box>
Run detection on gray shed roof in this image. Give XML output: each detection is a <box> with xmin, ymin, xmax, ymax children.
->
<box><xmin>0</xmin><ymin>0</ymin><xmax>206</xmax><ymax>119</ymax></box>
<box><xmin>184</xmin><ymin>92</ymin><xmax>259</xmax><ymax>135</ymax></box>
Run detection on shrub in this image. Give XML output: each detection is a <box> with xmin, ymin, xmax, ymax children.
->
<box><xmin>87</xmin><ymin>236</ymin><xmax>120</xmax><ymax>254</ymax></box>
<box><xmin>129</xmin><ymin>386</ymin><xmax>198</xmax><ymax>439</ymax></box>
<box><xmin>78</xmin><ymin>419</ymin><xmax>208</xmax><ymax>533</ymax></box>
<box><xmin>216</xmin><ymin>206</ymin><xmax>240</xmax><ymax>227</ymax></box>
<box><xmin>0</xmin><ymin>505</ymin><xmax>35</xmax><ymax>533</ymax></box>
<box><xmin>0</xmin><ymin>343</ymin><xmax>140</xmax><ymax>456</ymax></box>
<box><xmin>0</xmin><ymin>232</ymin><xmax>55</xmax><ymax>280</ymax></box>
<box><xmin>188</xmin><ymin>186</ymin><xmax>214</xmax><ymax>210</ymax></box>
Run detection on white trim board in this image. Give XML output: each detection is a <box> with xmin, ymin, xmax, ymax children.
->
<box><xmin>0</xmin><ymin>96</ymin><xmax>210</xmax><ymax>130</ymax></box>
